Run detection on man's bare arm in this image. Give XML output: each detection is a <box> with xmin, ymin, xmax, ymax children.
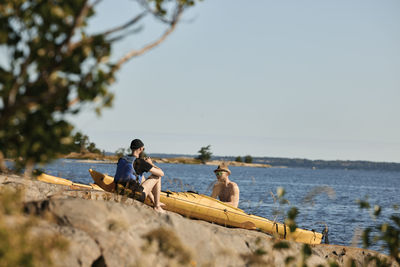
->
<box><xmin>211</xmin><ymin>183</ymin><xmax>221</xmax><ymax>199</ymax></box>
<box><xmin>145</xmin><ymin>157</ymin><xmax>164</xmax><ymax>177</ymax></box>
<box><xmin>149</xmin><ymin>166</ymin><xmax>164</xmax><ymax>177</ymax></box>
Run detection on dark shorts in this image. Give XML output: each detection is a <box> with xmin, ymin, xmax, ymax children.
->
<box><xmin>115</xmin><ymin>180</ymin><xmax>146</xmax><ymax>202</ymax></box>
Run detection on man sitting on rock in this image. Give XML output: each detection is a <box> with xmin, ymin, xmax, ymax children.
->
<box><xmin>114</xmin><ymin>139</ymin><xmax>165</xmax><ymax>213</ymax></box>
<box><xmin>211</xmin><ymin>162</ymin><xmax>240</xmax><ymax>208</ymax></box>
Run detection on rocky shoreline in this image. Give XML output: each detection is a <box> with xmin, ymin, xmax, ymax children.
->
<box><xmin>0</xmin><ymin>173</ymin><xmax>397</xmax><ymax>266</ymax></box>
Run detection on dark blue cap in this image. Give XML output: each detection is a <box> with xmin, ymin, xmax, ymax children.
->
<box><xmin>130</xmin><ymin>139</ymin><xmax>144</xmax><ymax>150</ymax></box>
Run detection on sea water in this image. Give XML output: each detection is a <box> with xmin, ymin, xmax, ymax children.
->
<box><xmin>43</xmin><ymin>159</ymin><xmax>400</xmax><ymax>252</ymax></box>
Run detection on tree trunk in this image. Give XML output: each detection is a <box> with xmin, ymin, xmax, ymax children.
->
<box><xmin>0</xmin><ymin>151</ymin><xmax>7</xmax><ymax>173</ymax></box>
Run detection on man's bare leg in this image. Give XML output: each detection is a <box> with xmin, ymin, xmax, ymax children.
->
<box><xmin>141</xmin><ymin>177</ymin><xmax>155</xmax><ymax>204</ymax></box>
<box><xmin>151</xmin><ymin>178</ymin><xmax>166</xmax><ymax>210</ymax></box>
<box><xmin>147</xmin><ymin>192</ymin><xmax>155</xmax><ymax>205</ymax></box>
<box><xmin>143</xmin><ymin>182</ymin><xmax>165</xmax><ymax>208</ymax></box>
<box><xmin>142</xmin><ymin>176</ymin><xmax>165</xmax><ymax>213</ymax></box>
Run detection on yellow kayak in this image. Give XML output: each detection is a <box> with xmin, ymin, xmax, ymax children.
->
<box><xmin>37</xmin><ymin>172</ymin><xmax>104</xmax><ymax>191</ymax></box>
<box><xmin>89</xmin><ymin>169</ymin><xmax>323</xmax><ymax>244</ymax></box>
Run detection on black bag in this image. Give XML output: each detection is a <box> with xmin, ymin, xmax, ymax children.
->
<box><xmin>115</xmin><ymin>180</ymin><xmax>146</xmax><ymax>202</ymax></box>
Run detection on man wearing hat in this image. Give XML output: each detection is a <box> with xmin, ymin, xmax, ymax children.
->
<box><xmin>211</xmin><ymin>162</ymin><xmax>240</xmax><ymax>208</ymax></box>
<box><xmin>114</xmin><ymin>139</ymin><xmax>165</xmax><ymax>213</ymax></box>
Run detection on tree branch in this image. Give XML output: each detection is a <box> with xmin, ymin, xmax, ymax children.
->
<box><xmin>137</xmin><ymin>0</ymin><xmax>178</xmax><ymax>24</ymax></box>
<box><xmin>68</xmin><ymin>11</ymin><xmax>145</xmax><ymax>53</ymax></box>
<box><xmin>113</xmin><ymin>7</ymin><xmax>183</xmax><ymax>71</ymax></box>
<box><xmin>8</xmin><ymin>58</ymin><xmax>29</xmax><ymax>107</ymax></box>
<box><xmin>0</xmin><ymin>151</ymin><xmax>7</xmax><ymax>173</ymax></box>
<box><xmin>66</xmin><ymin>0</ymin><xmax>102</xmax><ymax>51</ymax></box>
<box><xmin>68</xmin><ymin>97</ymin><xmax>80</xmax><ymax>107</ymax></box>
<box><xmin>103</xmin><ymin>12</ymin><xmax>146</xmax><ymax>36</ymax></box>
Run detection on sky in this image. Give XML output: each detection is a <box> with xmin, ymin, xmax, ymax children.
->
<box><xmin>71</xmin><ymin>0</ymin><xmax>400</xmax><ymax>163</ymax></box>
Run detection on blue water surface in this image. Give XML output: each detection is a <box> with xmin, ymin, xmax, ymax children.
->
<box><xmin>42</xmin><ymin>159</ymin><xmax>400</xmax><ymax>252</ymax></box>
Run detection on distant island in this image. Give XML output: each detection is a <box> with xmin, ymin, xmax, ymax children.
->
<box><xmin>256</xmin><ymin>157</ymin><xmax>400</xmax><ymax>171</ymax></box>
<box><xmin>63</xmin><ymin>152</ymin><xmax>400</xmax><ymax>172</ymax></box>
<box><xmin>213</xmin><ymin>155</ymin><xmax>400</xmax><ymax>172</ymax></box>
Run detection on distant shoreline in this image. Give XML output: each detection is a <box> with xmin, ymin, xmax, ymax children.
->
<box><xmin>64</xmin><ymin>153</ymin><xmax>272</xmax><ymax>168</ymax></box>
<box><xmin>61</xmin><ymin>152</ymin><xmax>400</xmax><ymax>171</ymax></box>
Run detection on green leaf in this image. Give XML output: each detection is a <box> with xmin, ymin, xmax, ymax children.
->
<box><xmin>301</xmin><ymin>244</ymin><xmax>312</xmax><ymax>257</ymax></box>
<box><xmin>273</xmin><ymin>241</ymin><xmax>290</xmax><ymax>250</ymax></box>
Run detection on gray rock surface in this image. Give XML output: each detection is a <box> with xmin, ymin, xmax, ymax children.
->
<box><xmin>0</xmin><ymin>174</ymin><xmax>397</xmax><ymax>267</ymax></box>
